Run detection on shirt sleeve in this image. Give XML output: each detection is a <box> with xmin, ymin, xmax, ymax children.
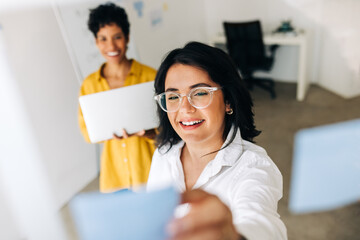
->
<box><xmin>230</xmin><ymin>153</ymin><xmax>287</xmax><ymax>240</ymax></box>
<box><xmin>147</xmin><ymin>148</ymin><xmax>174</xmax><ymax>192</ymax></box>
<box><xmin>78</xmin><ymin>83</ymin><xmax>91</xmax><ymax>143</ymax></box>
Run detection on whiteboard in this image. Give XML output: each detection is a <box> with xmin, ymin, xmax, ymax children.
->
<box><xmin>53</xmin><ymin>0</ymin><xmax>139</xmax><ymax>83</ymax></box>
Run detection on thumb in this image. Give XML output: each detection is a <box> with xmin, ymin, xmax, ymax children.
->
<box><xmin>122</xmin><ymin>129</ymin><xmax>129</xmax><ymax>138</ymax></box>
<box><xmin>135</xmin><ymin>129</ymin><xmax>146</xmax><ymax>136</ymax></box>
<box><xmin>181</xmin><ymin>189</ymin><xmax>210</xmax><ymax>204</ymax></box>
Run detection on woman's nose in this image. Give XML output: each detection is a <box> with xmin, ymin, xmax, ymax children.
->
<box><xmin>107</xmin><ymin>39</ymin><xmax>116</xmax><ymax>50</ymax></box>
<box><xmin>179</xmin><ymin>96</ymin><xmax>195</xmax><ymax>113</ymax></box>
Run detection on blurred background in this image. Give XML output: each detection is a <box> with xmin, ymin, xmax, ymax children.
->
<box><xmin>1</xmin><ymin>0</ymin><xmax>359</xmax><ymax>239</ymax></box>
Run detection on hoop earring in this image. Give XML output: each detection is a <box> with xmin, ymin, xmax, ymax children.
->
<box><xmin>226</xmin><ymin>108</ymin><xmax>233</xmax><ymax>115</ymax></box>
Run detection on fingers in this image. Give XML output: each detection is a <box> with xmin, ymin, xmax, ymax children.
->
<box><xmin>168</xmin><ymin>190</ymin><xmax>236</xmax><ymax>239</ymax></box>
<box><xmin>169</xmin><ymin>226</ymin><xmax>223</xmax><ymax>240</ymax></box>
<box><xmin>180</xmin><ymin>189</ymin><xmax>210</xmax><ymax>203</ymax></box>
<box><xmin>135</xmin><ymin>129</ymin><xmax>145</xmax><ymax>136</ymax></box>
<box><xmin>113</xmin><ymin>129</ymin><xmax>128</xmax><ymax>140</ymax></box>
<box><xmin>113</xmin><ymin>133</ymin><xmax>123</xmax><ymax>140</ymax></box>
<box><xmin>122</xmin><ymin>129</ymin><xmax>129</xmax><ymax>138</ymax></box>
<box><xmin>183</xmin><ymin>190</ymin><xmax>231</xmax><ymax>229</ymax></box>
<box><xmin>113</xmin><ymin>129</ymin><xmax>146</xmax><ymax>140</ymax></box>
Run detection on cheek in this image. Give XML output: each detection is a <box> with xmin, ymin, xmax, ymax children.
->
<box><xmin>167</xmin><ymin>113</ymin><xmax>177</xmax><ymax>128</ymax></box>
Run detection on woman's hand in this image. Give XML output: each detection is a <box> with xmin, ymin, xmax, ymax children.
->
<box><xmin>167</xmin><ymin>189</ymin><xmax>244</xmax><ymax>240</ymax></box>
<box><xmin>113</xmin><ymin>128</ymin><xmax>156</xmax><ymax>140</ymax></box>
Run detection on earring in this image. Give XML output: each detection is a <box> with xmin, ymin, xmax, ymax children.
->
<box><xmin>226</xmin><ymin>108</ymin><xmax>233</xmax><ymax>115</ymax></box>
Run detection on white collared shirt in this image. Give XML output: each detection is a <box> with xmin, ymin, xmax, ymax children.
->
<box><xmin>147</xmin><ymin>127</ymin><xmax>287</xmax><ymax>240</ymax></box>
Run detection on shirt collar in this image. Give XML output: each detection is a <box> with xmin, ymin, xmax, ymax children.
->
<box><xmin>161</xmin><ymin>126</ymin><xmax>244</xmax><ymax>166</ymax></box>
<box><xmin>160</xmin><ymin>126</ymin><xmax>244</xmax><ymax>190</ymax></box>
<box><xmin>128</xmin><ymin>59</ymin><xmax>141</xmax><ymax>78</ymax></box>
<box><xmin>96</xmin><ymin>59</ymin><xmax>141</xmax><ymax>82</ymax></box>
<box><xmin>215</xmin><ymin>125</ymin><xmax>244</xmax><ymax>167</ymax></box>
<box><xmin>96</xmin><ymin>63</ymin><xmax>106</xmax><ymax>82</ymax></box>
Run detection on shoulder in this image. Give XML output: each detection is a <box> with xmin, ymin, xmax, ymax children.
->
<box><xmin>231</xmin><ymin>140</ymin><xmax>283</xmax><ymax>188</ymax></box>
<box><xmin>152</xmin><ymin>142</ymin><xmax>180</xmax><ymax>161</ymax></box>
<box><xmin>240</xmin><ymin>141</ymin><xmax>273</xmax><ymax>167</ymax></box>
<box><xmin>81</xmin><ymin>65</ymin><xmax>103</xmax><ymax>87</ymax></box>
<box><xmin>82</xmin><ymin>72</ymin><xmax>98</xmax><ymax>85</ymax></box>
<box><xmin>147</xmin><ymin>144</ymin><xmax>177</xmax><ymax>192</ymax></box>
<box><xmin>133</xmin><ymin>60</ymin><xmax>157</xmax><ymax>76</ymax></box>
<box><xmin>149</xmin><ymin>142</ymin><xmax>183</xmax><ymax>173</ymax></box>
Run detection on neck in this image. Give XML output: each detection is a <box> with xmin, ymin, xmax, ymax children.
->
<box><xmin>182</xmin><ymin>137</ymin><xmax>224</xmax><ymax>165</ymax></box>
<box><xmin>105</xmin><ymin>58</ymin><xmax>132</xmax><ymax>77</ymax></box>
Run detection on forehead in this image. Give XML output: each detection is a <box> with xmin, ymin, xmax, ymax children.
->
<box><xmin>97</xmin><ymin>23</ymin><xmax>124</xmax><ymax>35</ymax></box>
<box><xmin>165</xmin><ymin>64</ymin><xmax>217</xmax><ymax>90</ymax></box>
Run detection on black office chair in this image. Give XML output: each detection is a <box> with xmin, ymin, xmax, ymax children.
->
<box><xmin>223</xmin><ymin>20</ymin><xmax>278</xmax><ymax>98</ymax></box>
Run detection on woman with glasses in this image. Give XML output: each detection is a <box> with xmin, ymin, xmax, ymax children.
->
<box><xmin>147</xmin><ymin>42</ymin><xmax>287</xmax><ymax>240</ymax></box>
<box><xmin>78</xmin><ymin>3</ymin><xmax>156</xmax><ymax>193</ymax></box>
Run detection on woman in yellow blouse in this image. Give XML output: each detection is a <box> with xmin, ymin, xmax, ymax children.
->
<box><xmin>78</xmin><ymin>2</ymin><xmax>156</xmax><ymax>193</ymax></box>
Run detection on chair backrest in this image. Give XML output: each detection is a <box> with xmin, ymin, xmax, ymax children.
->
<box><xmin>223</xmin><ymin>20</ymin><xmax>266</xmax><ymax>75</ymax></box>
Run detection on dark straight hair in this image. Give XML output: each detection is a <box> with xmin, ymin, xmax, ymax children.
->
<box><xmin>154</xmin><ymin>41</ymin><xmax>261</xmax><ymax>151</ymax></box>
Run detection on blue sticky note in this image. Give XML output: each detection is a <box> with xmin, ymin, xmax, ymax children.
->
<box><xmin>133</xmin><ymin>1</ymin><xmax>144</xmax><ymax>18</ymax></box>
<box><xmin>70</xmin><ymin>187</ymin><xmax>179</xmax><ymax>240</ymax></box>
<box><xmin>289</xmin><ymin>119</ymin><xmax>360</xmax><ymax>214</ymax></box>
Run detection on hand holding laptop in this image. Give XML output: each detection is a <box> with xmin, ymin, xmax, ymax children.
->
<box><xmin>79</xmin><ymin>81</ymin><xmax>158</xmax><ymax>143</ymax></box>
<box><xmin>113</xmin><ymin>128</ymin><xmax>156</xmax><ymax>140</ymax></box>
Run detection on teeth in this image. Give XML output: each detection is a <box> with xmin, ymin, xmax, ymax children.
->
<box><xmin>181</xmin><ymin>120</ymin><xmax>203</xmax><ymax>126</ymax></box>
<box><xmin>107</xmin><ymin>51</ymin><xmax>119</xmax><ymax>56</ymax></box>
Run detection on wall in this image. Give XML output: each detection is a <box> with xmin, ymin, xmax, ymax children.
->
<box><xmin>55</xmin><ymin>0</ymin><xmax>208</xmax><ymax>80</ymax></box>
<box><xmin>202</xmin><ymin>0</ymin><xmax>360</xmax><ymax>98</ymax></box>
<box><xmin>128</xmin><ymin>0</ymin><xmax>207</xmax><ymax>69</ymax></box>
<box><xmin>0</xmin><ymin>1</ymin><xmax>207</xmax><ymax>237</ymax></box>
<box><xmin>315</xmin><ymin>0</ymin><xmax>360</xmax><ymax>98</ymax></box>
<box><xmin>0</xmin><ymin>3</ymin><xmax>98</xmax><ymax>212</ymax></box>
<box><xmin>0</xmin><ymin>20</ymin><xmax>67</xmax><ymax>239</ymax></box>
<box><xmin>203</xmin><ymin>0</ymin><xmax>320</xmax><ymax>84</ymax></box>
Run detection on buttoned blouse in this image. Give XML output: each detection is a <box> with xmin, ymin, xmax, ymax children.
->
<box><xmin>147</xmin><ymin>127</ymin><xmax>287</xmax><ymax>240</ymax></box>
<box><xmin>78</xmin><ymin>60</ymin><xmax>157</xmax><ymax>192</ymax></box>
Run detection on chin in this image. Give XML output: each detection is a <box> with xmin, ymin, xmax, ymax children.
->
<box><xmin>179</xmin><ymin>133</ymin><xmax>206</xmax><ymax>144</ymax></box>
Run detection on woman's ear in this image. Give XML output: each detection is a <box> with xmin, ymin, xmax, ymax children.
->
<box><xmin>225</xmin><ymin>101</ymin><xmax>231</xmax><ymax>112</ymax></box>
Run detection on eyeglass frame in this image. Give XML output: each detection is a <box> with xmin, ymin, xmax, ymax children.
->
<box><xmin>154</xmin><ymin>86</ymin><xmax>222</xmax><ymax>113</ymax></box>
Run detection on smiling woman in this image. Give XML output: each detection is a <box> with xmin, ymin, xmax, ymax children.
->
<box><xmin>78</xmin><ymin>2</ymin><xmax>157</xmax><ymax>193</ymax></box>
<box><xmin>147</xmin><ymin>42</ymin><xmax>287</xmax><ymax>240</ymax></box>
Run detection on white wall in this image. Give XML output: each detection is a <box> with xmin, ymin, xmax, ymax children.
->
<box><xmin>55</xmin><ymin>0</ymin><xmax>208</xmax><ymax>80</ymax></box>
<box><xmin>203</xmin><ymin>0</ymin><xmax>360</xmax><ymax>98</ymax></box>
<box><xmin>203</xmin><ymin>0</ymin><xmax>320</xmax><ymax>84</ymax></box>
<box><xmin>0</xmin><ymin>3</ymin><xmax>98</xmax><ymax>211</ymax></box>
<box><xmin>128</xmin><ymin>0</ymin><xmax>207</xmax><ymax>69</ymax></box>
<box><xmin>0</xmin><ymin>183</ymin><xmax>20</xmax><ymax>240</ymax></box>
<box><xmin>0</xmin><ymin>22</ymin><xmax>67</xmax><ymax>239</ymax></box>
<box><xmin>0</xmin><ymin>1</ymin><xmax>207</xmax><ymax>237</ymax></box>
<box><xmin>315</xmin><ymin>0</ymin><xmax>360</xmax><ymax>98</ymax></box>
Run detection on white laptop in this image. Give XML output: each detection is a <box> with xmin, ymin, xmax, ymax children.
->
<box><xmin>79</xmin><ymin>81</ymin><xmax>158</xmax><ymax>143</ymax></box>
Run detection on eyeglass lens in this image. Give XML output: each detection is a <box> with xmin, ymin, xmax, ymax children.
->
<box><xmin>159</xmin><ymin>88</ymin><xmax>213</xmax><ymax>112</ymax></box>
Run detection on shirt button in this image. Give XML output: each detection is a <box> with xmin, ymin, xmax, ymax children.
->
<box><xmin>122</xmin><ymin>143</ymin><xmax>126</xmax><ymax>147</ymax></box>
<box><xmin>124</xmin><ymin>158</ymin><xmax>128</xmax><ymax>163</ymax></box>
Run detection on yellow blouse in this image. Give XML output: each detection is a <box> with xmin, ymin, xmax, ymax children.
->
<box><xmin>78</xmin><ymin>60</ymin><xmax>157</xmax><ymax>192</ymax></box>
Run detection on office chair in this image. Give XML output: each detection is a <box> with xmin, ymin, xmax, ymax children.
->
<box><xmin>223</xmin><ymin>20</ymin><xmax>278</xmax><ymax>98</ymax></box>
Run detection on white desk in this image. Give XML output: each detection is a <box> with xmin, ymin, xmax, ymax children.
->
<box><xmin>210</xmin><ymin>33</ymin><xmax>309</xmax><ymax>101</ymax></box>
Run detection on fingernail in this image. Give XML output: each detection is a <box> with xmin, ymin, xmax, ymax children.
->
<box><xmin>166</xmin><ymin>220</ymin><xmax>182</xmax><ymax>236</ymax></box>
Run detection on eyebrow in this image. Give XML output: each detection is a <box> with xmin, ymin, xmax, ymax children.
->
<box><xmin>165</xmin><ymin>83</ymin><xmax>211</xmax><ymax>92</ymax></box>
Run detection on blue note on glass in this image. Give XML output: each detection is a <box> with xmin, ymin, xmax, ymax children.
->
<box><xmin>289</xmin><ymin>119</ymin><xmax>360</xmax><ymax>214</ymax></box>
<box><xmin>70</xmin><ymin>186</ymin><xmax>179</xmax><ymax>240</ymax></box>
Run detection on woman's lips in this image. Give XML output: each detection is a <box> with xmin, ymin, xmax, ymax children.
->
<box><xmin>107</xmin><ymin>51</ymin><xmax>120</xmax><ymax>57</ymax></box>
<box><xmin>179</xmin><ymin>119</ymin><xmax>204</xmax><ymax>130</ymax></box>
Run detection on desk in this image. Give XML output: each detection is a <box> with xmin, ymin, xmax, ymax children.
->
<box><xmin>210</xmin><ymin>33</ymin><xmax>309</xmax><ymax>101</ymax></box>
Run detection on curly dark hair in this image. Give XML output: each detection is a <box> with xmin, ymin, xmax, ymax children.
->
<box><xmin>154</xmin><ymin>41</ymin><xmax>261</xmax><ymax>151</ymax></box>
<box><xmin>88</xmin><ymin>2</ymin><xmax>130</xmax><ymax>38</ymax></box>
